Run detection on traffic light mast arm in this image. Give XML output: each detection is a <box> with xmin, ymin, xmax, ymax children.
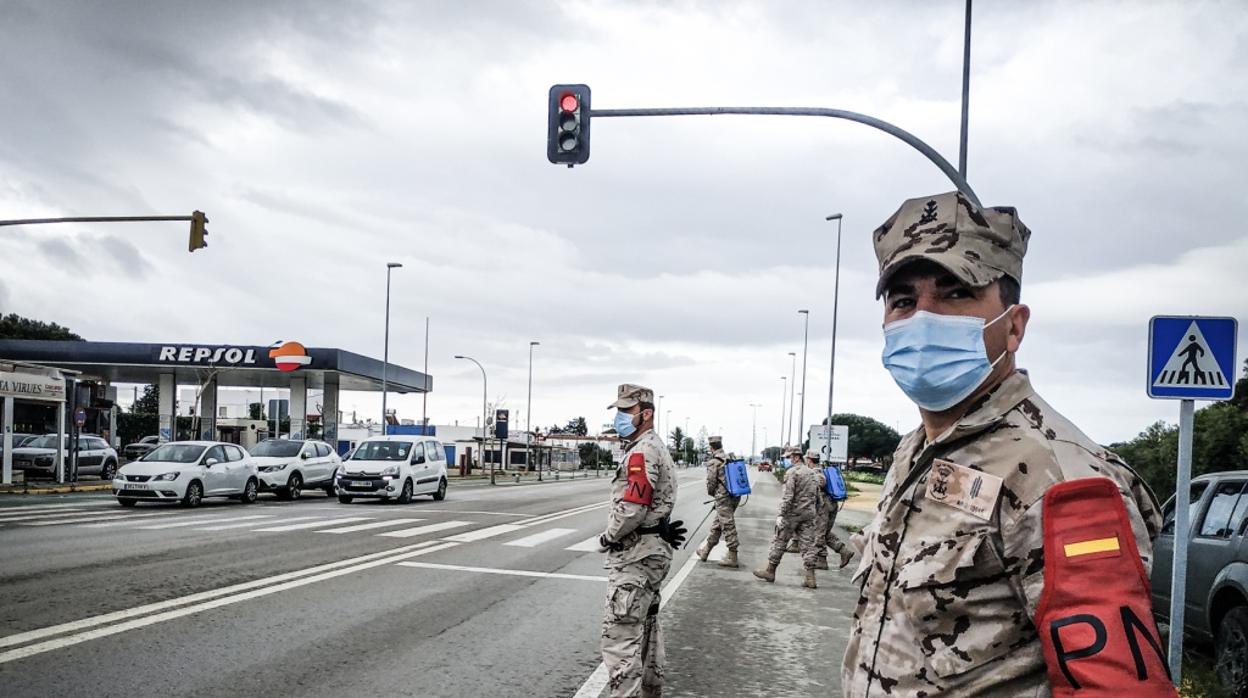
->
<box><xmin>587</xmin><ymin>105</ymin><xmax>980</xmax><ymax>206</ymax></box>
<box><xmin>0</xmin><ymin>215</ymin><xmax>193</xmax><ymax>226</ymax></box>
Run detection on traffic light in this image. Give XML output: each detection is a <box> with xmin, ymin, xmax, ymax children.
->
<box><xmin>189</xmin><ymin>210</ymin><xmax>208</xmax><ymax>252</ymax></box>
<box><xmin>547</xmin><ymin>84</ymin><xmax>591</xmax><ymax>166</ymax></box>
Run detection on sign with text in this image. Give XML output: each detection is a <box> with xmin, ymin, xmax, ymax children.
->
<box><xmin>0</xmin><ymin>372</ymin><xmax>66</xmax><ymax>402</ymax></box>
<box><xmin>808</xmin><ymin>424</ymin><xmax>849</xmax><ymax>463</ymax></box>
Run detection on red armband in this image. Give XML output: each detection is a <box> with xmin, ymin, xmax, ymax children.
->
<box><xmin>622</xmin><ymin>453</ymin><xmax>654</xmax><ymax>506</ymax></box>
<box><xmin>1035</xmin><ymin>478</ymin><xmax>1176</xmax><ymax>697</ymax></box>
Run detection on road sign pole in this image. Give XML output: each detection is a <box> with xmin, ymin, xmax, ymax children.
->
<box><xmin>1168</xmin><ymin>397</ymin><xmax>1195</xmax><ymax>684</ymax></box>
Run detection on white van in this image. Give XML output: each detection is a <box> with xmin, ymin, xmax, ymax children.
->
<box><xmin>334</xmin><ymin>435</ymin><xmax>448</xmax><ymax>504</ymax></box>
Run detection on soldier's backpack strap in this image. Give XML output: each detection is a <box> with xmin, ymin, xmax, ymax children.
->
<box><xmin>1034</xmin><ymin>478</ymin><xmax>1177</xmax><ymax>697</ymax></box>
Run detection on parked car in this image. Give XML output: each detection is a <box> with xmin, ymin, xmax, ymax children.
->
<box><xmin>335</xmin><ymin>435</ymin><xmax>448</xmax><ymax>504</ymax></box>
<box><xmin>113</xmin><ymin>441</ymin><xmax>258</xmax><ymax>508</ymax></box>
<box><xmin>12</xmin><ymin>434</ymin><xmax>120</xmax><ymax>480</ymax></box>
<box><xmin>756</xmin><ymin>461</ymin><xmax>772</xmax><ymax>472</ymax></box>
<box><xmin>123</xmin><ymin>435</ymin><xmax>165</xmax><ymax>461</ymax></box>
<box><xmin>1152</xmin><ymin>471</ymin><xmax>1248</xmax><ymax>694</ymax></box>
<box><xmin>0</xmin><ymin>433</ymin><xmax>37</xmax><ymax>460</ymax></box>
<box><xmin>251</xmin><ymin>438</ymin><xmax>341</xmax><ymax>500</ymax></box>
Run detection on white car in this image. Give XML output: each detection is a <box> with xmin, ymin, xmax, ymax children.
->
<box><xmin>335</xmin><ymin>435</ymin><xmax>448</xmax><ymax>504</ymax></box>
<box><xmin>13</xmin><ymin>434</ymin><xmax>120</xmax><ymax>480</ymax></box>
<box><xmin>251</xmin><ymin>439</ymin><xmax>341</xmax><ymax>500</ymax></box>
<box><xmin>113</xmin><ymin>441</ymin><xmax>259</xmax><ymax>508</ymax></box>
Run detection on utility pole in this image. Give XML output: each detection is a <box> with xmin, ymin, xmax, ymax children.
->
<box><xmin>959</xmin><ymin>0</ymin><xmax>973</xmax><ymax>178</ymax></box>
<box><xmin>527</xmin><ymin>341</ymin><xmax>540</xmax><ymax>481</ymax></box>
<box><xmin>787</xmin><ymin>352</ymin><xmax>797</xmax><ymax>445</ymax></box>
<box><xmin>778</xmin><ymin>376</ymin><xmax>787</xmax><ymax>449</ymax></box>
<box><xmin>381</xmin><ymin>262</ymin><xmax>402</xmax><ymax>433</ymax></box>
<box><xmin>749</xmin><ymin>403</ymin><xmax>762</xmax><ymax>463</ymax></box>
<box><xmin>422</xmin><ymin>316</ymin><xmax>429</xmax><ymax>430</ymax></box>
<box><xmin>825</xmin><ymin>213</ymin><xmax>844</xmax><ymax>458</ymax></box>
<box><xmin>797</xmin><ymin>310</ymin><xmax>810</xmax><ymax>450</ymax></box>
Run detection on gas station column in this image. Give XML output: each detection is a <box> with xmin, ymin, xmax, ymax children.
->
<box><xmin>322</xmin><ymin>374</ymin><xmax>340</xmax><ymax>449</ymax></box>
<box><xmin>2</xmin><ymin>396</ymin><xmax>13</xmax><ymax>485</ymax></box>
<box><xmin>158</xmin><ymin>373</ymin><xmax>175</xmax><ymax>441</ymax></box>
<box><xmin>199</xmin><ymin>377</ymin><xmax>217</xmax><ymax>440</ymax></box>
<box><xmin>290</xmin><ymin>377</ymin><xmax>307</xmax><ymax>441</ymax></box>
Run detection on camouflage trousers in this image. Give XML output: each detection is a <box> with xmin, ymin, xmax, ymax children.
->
<box><xmin>767</xmin><ymin>513</ymin><xmax>818</xmax><ymax>569</ymax></box>
<box><xmin>602</xmin><ymin>555</ymin><xmax>671</xmax><ymax>698</ymax></box>
<box><xmin>815</xmin><ymin>499</ymin><xmax>847</xmax><ymax>562</ymax></box>
<box><xmin>704</xmin><ymin>496</ymin><xmax>740</xmax><ymax>552</ymax></box>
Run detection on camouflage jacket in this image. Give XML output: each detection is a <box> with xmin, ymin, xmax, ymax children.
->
<box><xmin>705</xmin><ymin>448</ymin><xmax>730</xmax><ymax>498</ymax></box>
<box><xmin>604</xmin><ymin>428</ymin><xmax>677</xmax><ymax>568</ymax></box>
<box><xmin>842</xmin><ymin>371</ymin><xmax>1163</xmax><ymax>697</ymax></box>
<box><xmin>779</xmin><ymin>462</ymin><xmax>819</xmax><ymax>521</ymax></box>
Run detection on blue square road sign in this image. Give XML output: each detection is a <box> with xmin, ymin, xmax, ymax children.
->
<box><xmin>1148</xmin><ymin>316</ymin><xmax>1238</xmax><ymax>401</ymax></box>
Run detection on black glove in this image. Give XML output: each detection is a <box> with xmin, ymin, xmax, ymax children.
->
<box><xmin>662</xmin><ymin>519</ymin><xmax>687</xmax><ymax>549</ymax></box>
<box><xmin>598</xmin><ymin>534</ymin><xmax>624</xmax><ymax>553</ymax></box>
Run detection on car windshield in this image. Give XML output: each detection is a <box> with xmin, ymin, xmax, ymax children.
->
<box><xmin>141</xmin><ymin>444</ymin><xmax>208</xmax><ymax>464</ymax></box>
<box><xmin>25</xmin><ymin>435</ymin><xmax>63</xmax><ymax>449</ymax></box>
<box><xmin>251</xmin><ymin>440</ymin><xmax>303</xmax><ymax>458</ymax></box>
<box><xmin>350</xmin><ymin>441</ymin><xmax>412</xmax><ymax>461</ymax></box>
<box><xmin>141</xmin><ymin>436</ymin><xmax>160</xmax><ymax>444</ymax></box>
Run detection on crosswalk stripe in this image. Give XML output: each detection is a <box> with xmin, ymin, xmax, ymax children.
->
<box><xmin>504</xmin><ymin>527</ymin><xmax>578</xmax><ymax>548</ymax></box>
<box><xmin>396</xmin><ymin>561</ymin><xmax>607</xmax><ymax>582</ymax></box>
<box><xmin>134</xmin><ymin>514</ymin><xmax>270</xmax><ymax>530</ymax></box>
<box><xmin>443</xmin><ymin>524</ymin><xmax>526</xmax><ymax>543</ymax></box>
<box><xmin>53</xmin><ymin>512</ymin><xmax>191</xmax><ymax>527</ymax></box>
<box><xmin>199</xmin><ymin>516</ymin><xmax>319</xmax><ymax>531</ymax></box>
<box><xmin>0</xmin><ymin>503</ymin><xmax>110</xmax><ymax>515</ymax></box>
<box><xmin>21</xmin><ymin>513</ymin><xmax>131</xmax><ymax>526</ymax></box>
<box><xmin>252</xmin><ymin>517</ymin><xmax>372</xmax><ymax>533</ymax></box>
<box><xmin>0</xmin><ymin>510</ymin><xmax>95</xmax><ymax>523</ymax></box>
<box><xmin>84</xmin><ymin>512</ymin><xmax>213</xmax><ymax>528</ymax></box>
<box><xmin>376</xmin><ymin>521</ymin><xmax>472</xmax><ymax>539</ymax></box>
<box><xmin>315</xmin><ymin>518</ymin><xmax>425</xmax><ymax>534</ymax></box>
<box><xmin>566</xmin><ymin>535</ymin><xmax>603</xmax><ymax>552</ymax></box>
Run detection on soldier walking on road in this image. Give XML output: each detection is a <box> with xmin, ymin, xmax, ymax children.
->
<box><xmin>695</xmin><ymin>436</ymin><xmax>741</xmax><ymax>568</ymax></box>
<box><xmin>598</xmin><ymin>384</ymin><xmax>684</xmax><ymax>698</ymax></box>
<box><xmin>843</xmin><ymin>192</ymin><xmax>1172</xmax><ymax>696</ymax></box>
<box><xmin>753</xmin><ymin>447</ymin><xmax>821</xmax><ymax>589</ymax></box>
<box><xmin>806</xmin><ymin>452</ymin><xmax>855</xmax><ymax>570</ymax></box>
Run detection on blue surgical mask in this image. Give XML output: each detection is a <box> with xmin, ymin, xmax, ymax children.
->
<box><xmin>614</xmin><ymin>410</ymin><xmax>637</xmax><ymax>438</ymax></box>
<box><xmin>881</xmin><ymin>308</ymin><xmax>1012</xmax><ymax>412</ymax></box>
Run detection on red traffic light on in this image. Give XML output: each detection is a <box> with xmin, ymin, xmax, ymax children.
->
<box><xmin>547</xmin><ymin>84</ymin><xmax>591</xmax><ymax>166</ymax></box>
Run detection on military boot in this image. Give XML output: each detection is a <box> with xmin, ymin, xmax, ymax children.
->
<box><xmin>718</xmin><ymin>549</ymin><xmax>739</xmax><ymax>568</ymax></box>
<box><xmin>696</xmin><ymin>541</ymin><xmax>711</xmax><ymax>562</ymax></box>
<box><xmin>803</xmin><ymin>568</ymin><xmax>818</xmax><ymax>589</ymax></box>
<box><xmin>839</xmin><ymin>549</ymin><xmax>856</xmax><ymax>569</ymax></box>
<box><xmin>815</xmin><ymin>556</ymin><xmax>829</xmax><ymax>571</ymax></box>
<box><xmin>752</xmin><ymin>563</ymin><xmax>777</xmax><ymax>583</ymax></box>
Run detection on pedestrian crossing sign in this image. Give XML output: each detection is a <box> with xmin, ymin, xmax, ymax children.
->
<box><xmin>1148</xmin><ymin>316</ymin><xmax>1238</xmax><ymax>401</ymax></box>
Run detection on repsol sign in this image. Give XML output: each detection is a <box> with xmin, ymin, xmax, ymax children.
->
<box><xmin>155</xmin><ymin>346</ymin><xmax>259</xmax><ymax>365</ymax></box>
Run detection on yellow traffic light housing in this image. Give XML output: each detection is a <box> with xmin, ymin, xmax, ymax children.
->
<box><xmin>189</xmin><ymin>210</ymin><xmax>208</xmax><ymax>252</ymax></box>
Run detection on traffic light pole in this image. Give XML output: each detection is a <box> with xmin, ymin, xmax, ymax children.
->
<box><xmin>0</xmin><ymin>214</ymin><xmax>210</xmax><ymax>251</ymax></box>
<box><xmin>587</xmin><ymin>106</ymin><xmax>980</xmax><ymax>206</ymax></box>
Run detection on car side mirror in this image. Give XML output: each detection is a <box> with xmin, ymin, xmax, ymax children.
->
<box><xmin>205</xmin><ymin>458</ymin><xmax>220</xmax><ymax>467</ymax></box>
<box><xmin>301</xmin><ymin>452</ymin><xmax>310</xmax><ymax>459</ymax></box>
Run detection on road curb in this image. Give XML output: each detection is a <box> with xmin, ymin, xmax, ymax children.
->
<box><xmin>0</xmin><ymin>483</ymin><xmax>113</xmax><ymax>496</ymax></box>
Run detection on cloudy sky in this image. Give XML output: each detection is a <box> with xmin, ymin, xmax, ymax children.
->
<box><xmin>1</xmin><ymin>0</ymin><xmax>1245</xmax><ymax>452</ymax></box>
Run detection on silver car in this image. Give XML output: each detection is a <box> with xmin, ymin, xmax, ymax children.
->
<box><xmin>12</xmin><ymin>434</ymin><xmax>120</xmax><ymax>480</ymax></box>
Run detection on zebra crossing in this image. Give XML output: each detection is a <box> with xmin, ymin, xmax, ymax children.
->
<box><xmin>0</xmin><ymin>502</ymin><xmax>613</xmax><ymax>553</ymax></box>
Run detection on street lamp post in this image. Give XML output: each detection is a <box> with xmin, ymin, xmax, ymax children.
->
<box><xmin>381</xmin><ymin>262</ymin><xmax>403</xmax><ymax>433</ymax></box>
<box><xmin>527</xmin><ymin>341</ymin><xmax>540</xmax><ymax>481</ymax></box>
<box><xmin>455</xmin><ymin>355</ymin><xmax>490</xmax><ymax>484</ymax></box>
<box><xmin>824</xmin><ymin>213</ymin><xmax>844</xmax><ymax>462</ymax></box>
<box><xmin>797</xmin><ymin>309</ymin><xmax>810</xmax><ymax>451</ymax></box>
<box><xmin>749</xmin><ymin>403</ymin><xmax>762</xmax><ymax>463</ymax></box>
<box><xmin>787</xmin><ymin>352</ymin><xmax>797</xmax><ymax>446</ymax></box>
<box><xmin>779</xmin><ymin>376</ymin><xmax>787</xmax><ymax>449</ymax></box>
<box><xmin>657</xmin><ymin>395</ymin><xmax>665</xmax><ymax>441</ymax></box>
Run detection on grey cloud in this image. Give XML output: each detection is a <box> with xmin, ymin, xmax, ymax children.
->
<box><xmin>36</xmin><ymin>238</ymin><xmax>83</xmax><ymax>268</ymax></box>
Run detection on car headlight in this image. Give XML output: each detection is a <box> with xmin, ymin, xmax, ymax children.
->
<box><xmin>260</xmin><ymin>463</ymin><xmax>290</xmax><ymax>473</ymax></box>
<box><xmin>381</xmin><ymin>465</ymin><xmax>399</xmax><ymax>477</ymax></box>
<box><xmin>152</xmin><ymin>472</ymin><xmax>180</xmax><ymax>481</ymax></box>
<box><xmin>113</xmin><ymin>472</ymin><xmax>127</xmax><ymax>481</ymax></box>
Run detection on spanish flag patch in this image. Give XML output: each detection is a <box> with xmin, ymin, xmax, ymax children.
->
<box><xmin>1063</xmin><ymin>536</ymin><xmax>1120</xmax><ymax>558</ymax></box>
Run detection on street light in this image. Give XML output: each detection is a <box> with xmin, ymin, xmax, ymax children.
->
<box><xmin>787</xmin><ymin>352</ymin><xmax>797</xmax><ymax>446</ymax></box>
<box><xmin>657</xmin><ymin>395</ymin><xmax>665</xmax><ymax>439</ymax></box>
<box><xmin>824</xmin><ymin>213</ymin><xmax>844</xmax><ymax>463</ymax></box>
<box><xmin>455</xmin><ymin>355</ymin><xmax>490</xmax><ymax>484</ymax></box>
<box><xmin>797</xmin><ymin>309</ymin><xmax>810</xmax><ymax>451</ymax></box>
<box><xmin>779</xmin><ymin>376</ymin><xmax>787</xmax><ymax>449</ymax></box>
<box><xmin>749</xmin><ymin>403</ymin><xmax>762</xmax><ymax>463</ymax></box>
<box><xmin>527</xmin><ymin>341</ymin><xmax>540</xmax><ymax>481</ymax></box>
<box><xmin>381</xmin><ymin>262</ymin><xmax>403</xmax><ymax>433</ymax></box>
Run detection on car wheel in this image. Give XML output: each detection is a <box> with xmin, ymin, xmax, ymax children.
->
<box><xmin>181</xmin><ymin>481</ymin><xmax>203</xmax><ymax>508</ymax></box>
<box><xmin>280</xmin><ymin>473</ymin><xmax>303</xmax><ymax>501</ymax></box>
<box><xmin>1217</xmin><ymin>606</ymin><xmax>1248</xmax><ymax>696</ymax></box>
<box><xmin>397</xmin><ymin>478</ymin><xmax>413</xmax><ymax>504</ymax></box>
<box><xmin>239</xmin><ymin>478</ymin><xmax>258</xmax><ymax>504</ymax></box>
<box><xmin>337</xmin><ymin>495</ymin><xmax>354</xmax><ymax>504</ymax></box>
<box><xmin>100</xmin><ymin>460</ymin><xmax>117</xmax><ymax>481</ymax></box>
<box><xmin>118</xmin><ymin>498</ymin><xmax>137</xmax><ymax>507</ymax></box>
<box><xmin>433</xmin><ymin>477</ymin><xmax>447</xmax><ymax>501</ymax></box>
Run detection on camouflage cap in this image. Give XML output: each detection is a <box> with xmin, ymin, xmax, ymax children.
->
<box><xmin>804</xmin><ymin>451</ymin><xmax>821</xmax><ymax>462</ymax></box>
<box><xmin>608</xmin><ymin>383</ymin><xmax>654</xmax><ymax>409</ymax></box>
<box><xmin>873</xmin><ymin>191</ymin><xmax>1031</xmax><ymax>298</ymax></box>
<box><xmin>709</xmin><ymin>435</ymin><xmax>723</xmax><ymax>443</ymax></box>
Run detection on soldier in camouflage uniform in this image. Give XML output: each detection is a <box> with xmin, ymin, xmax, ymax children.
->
<box><xmin>842</xmin><ymin>192</ymin><xmax>1168</xmax><ymax>696</ymax></box>
<box><xmin>754</xmin><ymin>446</ymin><xmax>821</xmax><ymax>589</ymax></box>
<box><xmin>599</xmin><ymin>384</ymin><xmax>678</xmax><ymax>698</ymax></box>
<box><xmin>696</xmin><ymin>435</ymin><xmax>741</xmax><ymax>568</ymax></box>
<box><xmin>805</xmin><ymin>451</ymin><xmax>855</xmax><ymax>570</ymax></box>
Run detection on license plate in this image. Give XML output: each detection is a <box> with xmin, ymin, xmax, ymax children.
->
<box><xmin>125</xmin><ymin>483</ymin><xmax>149</xmax><ymax>490</ymax></box>
<box><xmin>348</xmin><ymin>481</ymin><xmax>373</xmax><ymax>489</ymax></box>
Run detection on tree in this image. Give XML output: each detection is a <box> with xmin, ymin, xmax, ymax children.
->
<box><xmin>681</xmin><ymin>437</ymin><xmax>697</xmax><ymax>464</ymax></box>
<box><xmin>551</xmin><ymin>417</ymin><xmax>589</xmax><ymax>436</ymax></box>
<box><xmin>669</xmin><ymin>427</ymin><xmax>685</xmax><ymax>454</ymax></box>
<box><xmin>822</xmin><ymin>413</ymin><xmax>902</xmax><ymax>464</ymax></box>
<box><xmin>762</xmin><ymin>446</ymin><xmax>783</xmax><ymax>462</ymax></box>
<box><xmin>248</xmin><ymin>402</ymin><xmax>263</xmax><ymax>420</ymax></box>
<box><xmin>1111</xmin><ymin>401</ymin><xmax>1248</xmax><ymax>505</ymax></box>
<box><xmin>0</xmin><ymin>313</ymin><xmax>84</xmax><ymax>341</ymax></box>
<box><xmin>131</xmin><ymin>385</ymin><xmax>160</xmax><ymax>414</ymax></box>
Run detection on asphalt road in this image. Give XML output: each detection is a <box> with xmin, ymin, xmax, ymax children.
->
<box><xmin>0</xmin><ymin>469</ymin><xmax>710</xmax><ymax>697</ymax></box>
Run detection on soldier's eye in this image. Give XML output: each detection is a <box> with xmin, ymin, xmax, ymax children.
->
<box><xmin>889</xmin><ymin>297</ymin><xmax>914</xmax><ymax>310</ymax></box>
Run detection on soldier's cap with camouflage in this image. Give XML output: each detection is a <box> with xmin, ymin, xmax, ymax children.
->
<box><xmin>873</xmin><ymin>190</ymin><xmax>1031</xmax><ymax>299</ymax></box>
<box><xmin>608</xmin><ymin>383</ymin><xmax>654</xmax><ymax>409</ymax></box>
<box><xmin>709</xmin><ymin>435</ymin><xmax>723</xmax><ymax>443</ymax></box>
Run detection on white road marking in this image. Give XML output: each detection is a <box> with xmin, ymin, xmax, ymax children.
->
<box><xmin>315</xmin><ymin>518</ymin><xmax>424</xmax><ymax>534</ymax></box>
<box><xmin>133</xmin><ymin>514</ymin><xmax>273</xmax><ymax>530</ymax></box>
<box><xmin>21</xmin><ymin>513</ymin><xmax>141</xmax><ymax>526</ymax></box>
<box><xmin>0</xmin><ymin>502</ymin><xmax>110</xmax><ymax>514</ymax></box>
<box><xmin>59</xmin><ymin>512</ymin><xmax>196</xmax><ymax>527</ymax></box>
<box><xmin>516</xmin><ymin>502</ymin><xmax>608</xmax><ymax>527</ymax></box>
<box><xmin>0</xmin><ymin>542</ymin><xmax>458</xmax><ymax>665</ymax></box>
<box><xmin>402</xmin><ymin>509</ymin><xmax>528</xmax><ymax>517</ymax></box>
<box><xmin>505</xmin><ymin>527</ymin><xmax>578</xmax><ymax>548</ymax></box>
<box><xmin>198</xmin><ymin>515</ymin><xmax>321</xmax><ymax>531</ymax></box>
<box><xmin>442</xmin><ymin>524</ymin><xmax>526</xmax><ymax>543</ymax></box>
<box><xmin>81</xmin><ymin>512</ymin><xmax>199</xmax><ymax>528</ymax></box>
<box><xmin>573</xmin><ymin>552</ymin><xmax>701</xmax><ymax>698</ymax></box>
<box><xmin>376</xmin><ymin>520</ymin><xmax>472</xmax><ymax>539</ymax></box>
<box><xmin>566</xmin><ymin>535</ymin><xmax>603</xmax><ymax>552</ymax></box>
<box><xmin>0</xmin><ymin>508</ymin><xmax>121</xmax><ymax>523</ymax></box>
<box><xmin>396</xmin><ymin>561</ymin><xmax>607</xmax><ymax>582</ymax></box>
<box><xmin>251</xmin><ymin>517</ymin><xmax>372</xmax><ymax>532</ymax></box>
